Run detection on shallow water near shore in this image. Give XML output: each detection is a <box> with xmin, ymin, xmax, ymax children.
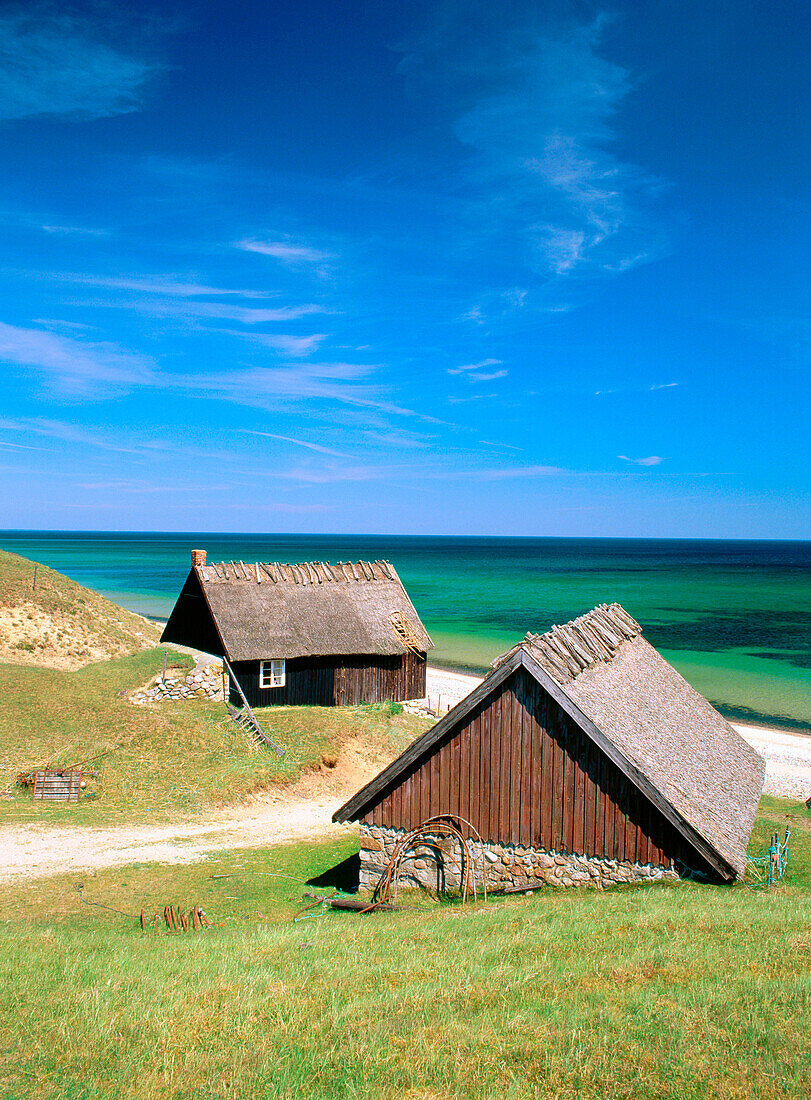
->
<box><xmin>1</xmin><ymin>532</ymin><xmax>809</xmax><ymax>733</ymax></box>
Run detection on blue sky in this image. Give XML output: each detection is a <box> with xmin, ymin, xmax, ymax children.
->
<box><xmin>0</xmin><ymin>0</ymin><xmax>807</xmax><ymax>536</ymax></box>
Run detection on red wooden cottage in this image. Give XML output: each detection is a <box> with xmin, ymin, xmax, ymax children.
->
<box><xmin>334</xmin><ymin>603</ymin><xmax>765</xmax><ymax>891</ymax></box>
<box><xmin>161</xmin><ymin>551</ymin><xmax>432</xmax><ymax>708</ymax></box>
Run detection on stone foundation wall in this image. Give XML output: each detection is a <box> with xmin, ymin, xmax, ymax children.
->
<box><xmin>130</xmin><ymin>663</ymin><xmax>224</xmax><ymax>704</ymax></box>
<box><xmin>359</xmin><ymin>823</ymin><xmax>679</xmax><ymax>893</ymax></box>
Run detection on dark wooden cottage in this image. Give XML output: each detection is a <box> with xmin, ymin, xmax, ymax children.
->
<box><xmin>160</xmin><ymin>551</ymin><xmax>432</xmax><ymax>707</ymax></box>
<box><xmin>334</xmin><ymin>603</ymin><xmax>765</xmax><ymax>890</ymax></box>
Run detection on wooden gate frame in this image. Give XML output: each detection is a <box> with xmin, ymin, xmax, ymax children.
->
<box><xmin>32</xmin><ymin>769</ymin><xmax>83</xmax><ymax>802</ymax></box>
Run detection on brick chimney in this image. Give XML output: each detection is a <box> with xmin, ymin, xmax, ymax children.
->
<box><xmin>191</xmin><ymin>549</ymin><xmax>207</xmax><ymax>568</ymax></box>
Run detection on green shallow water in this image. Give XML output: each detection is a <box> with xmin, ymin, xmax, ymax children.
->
<box><xmin>1</xmin><ymin>532</ymin><xmax>808</xmax><ymax>733</ymax></box>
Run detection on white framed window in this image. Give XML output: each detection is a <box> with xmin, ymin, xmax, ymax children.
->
<box><xmin>259</xmin><ymin>658</ymin><xmax>286</xmax><ymax>688</ymax></box>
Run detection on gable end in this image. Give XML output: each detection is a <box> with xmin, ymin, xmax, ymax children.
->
<box><xmin>160</xmin><ymin>569</ymin><xmax>227</xmax><ymax>658</ymax></box>
<box><xmin>335</xmin><ymin>655</ymin><xmax>735</xmax><ymax>882</ymax></box>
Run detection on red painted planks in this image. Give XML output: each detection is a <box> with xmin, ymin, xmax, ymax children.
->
<box><xmin>468</xmin><ymin>711</ymin><xmax>481</xmax><ymax>838</ymax></box>
<box><xmin>420</xmin><ymin>752</ymin><xmax>431</xmax><ymax>824</ymax></box>
<box><xmin>519</xmin><ymin>675</ymin><xmax>533</xmax><ymax>846</ymax></box>
<box><xmin>625</xmin><ymin>787</ymin><xmax>639</xmax><ymax>862</ymax></box>
<box><xmin>489</xmin><ymin>687</ymin><xmax>502</xmax><ymax>843</ymax></box>
<box><xmin>583</xmin><ymin>739</ymin><xmax>596</xmax><ymax>856</ymax></box>
<box><xmin>440</xmin><ymin>733</ymin><xmax>451</xmax><ymax>816</ymax></box>
<box><xmin>594</xmin><ymin>750</ymin><xmax>606</xmax><ymax>857</ymax></box>
<box><xmin>509</xmin><ymin>684</ymin><xmax>523</xmax><ymax>845</ymax></box>
<box><xmin>561</xmin><ymin>717</ymin><xmax>575</xmax><ymax>853</ymax></box>
<box><xmin>540</xmin><ymin>697</ymin><xmax>554</xmax><ymax>849</ymax></box>
<box><xmin>528</xmin><ymin>680</ymin><xmax>543</xmax><ymax>848</ymax></box>
<box><xmin>359</xmin><ymin>670</ymin><xmax>687</xmax><ymax>874</ymax></box>
<box><xmin>603</xmin><ymin>749</ymin><xmax>615</xmax><ymax>859</ymax></box>
<box><xmin>429</xmin><ymin>745</ymin><xmax>440</xmax><ymax>818</ymax></box>
<box><xmin>459</xmin><ymin>711</ymin><xmax>470</xmax><ymax>827</ymax></box>
<box><xmin>479</xmin><ymin>697</ymin><xmax>492</xmax><ymax>840</ymax></box>
<box><xmin>573</xmin><ymin>726</ymin><xmax>586</xmax><ymax>854</ymax></box>
<box><xmin>551</xmin><ymin>720</ymin><xmax>564</xmax><ymax>852</ymax></box>
<box><xmin>497</xmin><ymin>686</ymin><xmax>513</xmax><ymax>844</ymax></box>
<box><xmin>449</xmin><ymin>719</ymin><xmax>461</xmax><ymax>818</ymax></box>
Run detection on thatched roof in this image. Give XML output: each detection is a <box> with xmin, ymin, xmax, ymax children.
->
<box><xmin>162</xmin><ymin>556</ymin><xmax>432</xmax><ymax>662</ymax></box>
<box><xmin>335</xmin><ymin>602</ymin><xmax>764</xmax><ymax>881</ymax></box>
<box><xmin>511</xmin><ymin>604</ymin><xmax>764</xmax><ymax>880</ymax></box>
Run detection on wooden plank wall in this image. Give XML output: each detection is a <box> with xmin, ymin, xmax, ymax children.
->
<box><xmin>361</xmin><ymin>666</ymin><xmax>712</xmax><ymax>874</ymax></box>
<box><xmin>231</xmin><ymin>650</ymin><xmax>426</xmax><ymax>708</ymax></box>
<box><xmin>335</xmin><ymin>650</ymin><xmax>426</xmax><ymax>705</ymax></box>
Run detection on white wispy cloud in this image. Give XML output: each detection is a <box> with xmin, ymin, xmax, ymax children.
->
<box><xmin>41</xmin><ymin>224</ymin><xmax>109</xmax><ymax>237</ymax></box>
<box><xmin>265</xmin><ymin>463</ymin><xmax>405</xmax><ymax>484</ymax></box>
<box><xmin>0</xmin><ymin>317</ymin><xmax>438</xmax><ymax>423</ymax></box>
<box><xmin>618</xmin><ymin>455</ymin><xmax>665</xmax><ymax>466</ymax></box>
<box><xmin>0</xmin><ymin>439</ymin><xmax>48</xmax><ymax>451</ymax></box>
<box><xmin>238</xmin><ymin>430</ymin><xmax>352</xmax><ymax>458</ymax></box>
<box><xmin>448</xmin><ymin>356</ymin><xmax>508</xmax><ymax>385</ymax></box>
<box><xmin>179</xmin><ymin>302</ymin><xmax>329</xmax><ymax>324</ymax></box>
<box><xmin>470</xmin><ymin>464</ymin><xmax>570</xmax><ymax>479</ymax></box>
<box><xmin>0</xmin><ymin>321</ymin><xmax>156</xmax><ymax>397</ymax></box>
<box><xmin>447</xmin><ymin>357</ymin><xmax>502</xmax><ymax>375</ymax></box>
<box><xmin>74</xmin><ymin>480</ymin><xmax>234</xmax><ymax>494</ymax></box>
<box><xmin>55</xmin><ymin>273</ymin><xmax>277</xmax><ymax>298</ymax></box>
<box><xmin>232</xmin><ymin>332</ymin><xmax>328</xmax><ymax>357</ymax></box>
<box><xmin>184</xmin><ymin>361</ymin><xmax>440</xmax><ymax>422</ymax></box>
<box><xmin>0</xmin><ymin>416</ymin><xmax>142</xmax><ymax>453</ymax></box>
<box><xmin>447</xmin><ymin>393</ymin><xmax>491</xmax><ymax>404</ymax></box>
<box><xmin>73</xmin><ymin>297</ymin><xmax>330</xmax><ymax>325</ymax></box>
<box><xmin>479</xmin><ymin>439</ymin><xmax>523</xmax><ymax>451</ymax></box>
<box><xmin>595</xmin><ymin>382</ymin><xmax>679</xmax><ymax>396</ymax></box>
<box><xmin>469</xmin><ymin>369</ymin><xmax>507</xmax><ymax>382</ymax></box>
<box><xmin>0</xmin><ymin>10</ymin><xmax>161</xmax><ymax>121</ymax></box>
<box><xmin>31</xmin><ymin>318</ymin><xmax>95</xmax><ymax>332</ymax></box>
<box><xmin>235</xmin><ymin>239</ymin><xmax>334</xmax><ymax>265</ymax></box>
<box><xmin>399</xmin><ymin>5</ymin><xmax>664</xmax><ymax>282</ymax></box>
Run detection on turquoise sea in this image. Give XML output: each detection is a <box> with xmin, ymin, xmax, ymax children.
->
<box><xmin>1</xmin><ymin>532</ymin><xmax>809</xmax><ymax>734</ymax></box>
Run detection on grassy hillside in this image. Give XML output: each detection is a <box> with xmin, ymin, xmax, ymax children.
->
<box><xmin>0</xmin><ymin>548</ymin><xmax>160</xmax><ymax>669</ymax></box>
<box><xmin>0</xmin><ymin>647</ymin><xmax>427</xmax><ymax>824</ymax></box>
<box><xmin>0</xmin><ymin>795</ymin><xmax>807</xmax><ymax>1099</ymax></box>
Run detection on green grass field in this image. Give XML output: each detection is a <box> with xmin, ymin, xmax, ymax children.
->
<box><xmin>0</xmin><ymin>647</ymin><xmax>425</xmax><ymax>825</ymax></box>
<box><xmin>1</xmin><ymin>550</ymin><xmax>809</xmax><ymax>1097</ymax></box>
<box><xmin>0</xmin><ymin>547</ymin><xmax>427</xmax><ymax>825</ymax></box>
<box><xmin>0</xmin><ymin>795</ymin><xmax>808</xmax><ymax>1100</ymax></box>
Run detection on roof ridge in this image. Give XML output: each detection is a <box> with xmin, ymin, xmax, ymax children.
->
<box><xmin>493</xmin><ymin>602</ymin><xmax>642</xmax><ymax>684</ymax></box>
<box><xmin>196</xmin><ymin>558</ymin><xmax>398</xmax><ymax>585</ymax></box>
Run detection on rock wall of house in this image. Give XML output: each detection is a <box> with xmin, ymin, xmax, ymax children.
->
<box><xmin>358</xmin><ymin>823</ymin><xmax>679</xmax><ymax>893</ymax></box>
<box><xmin>130</xmin><ymin>662</ymin><xmax>224</xmax><ymax>704</ymax></box>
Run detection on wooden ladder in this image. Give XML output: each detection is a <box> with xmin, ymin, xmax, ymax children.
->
<box><xmin>221</xmin><ymin>656</ymin><xmax>285</xmax><ymax>757</ymax></box>
<box><xmin>390</xmin><ymin>611</ymin><xmax>424</xmax><ymax>656</ymax></box>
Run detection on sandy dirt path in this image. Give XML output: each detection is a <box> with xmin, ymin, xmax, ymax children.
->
<box><xmin>0</xmin><ymin>793</ymin><xmax>350</xmax><ymax>885</ymax></box>
<box><xmin>0</xmin><ymin>738</ymin><xmax>378</xmax><ymax>885</ymax></box>
<box><xmin>0</xmin><ymin>666</ymin><xmax>807</xmax><ymax>885</ymax></box>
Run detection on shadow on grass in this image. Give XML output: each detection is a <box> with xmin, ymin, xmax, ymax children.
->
<box><xmin>307</xmin><ymin>853</ymin><xmax>360</xmax><ymax>893</ymax></box>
